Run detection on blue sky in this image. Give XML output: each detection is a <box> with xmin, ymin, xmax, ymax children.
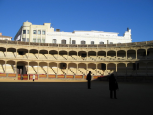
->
<box><xmin>0</xmin><ymin>0</ymin><xmax>153</xmax><ymax>42</ymax></box>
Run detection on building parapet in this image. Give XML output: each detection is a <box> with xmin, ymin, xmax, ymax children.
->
<box><xmin>0</xmin><ymin>40</ymin><xmax>153</xmax><ymax>48</ymax></box>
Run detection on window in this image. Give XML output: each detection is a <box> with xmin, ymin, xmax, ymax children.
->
<box><xmin>27</xmin><ymin>30</ymin><xmax>29</xmax><ymax>34</ymax></box>
<box><xmin>38</xmin><ymin>30</ymin><xmax>41</xmax><ymax>35</ymax></box>
<box><xmin>37</xmin><ymin>39</ymin><xmax>41</xmax><ymax>43</ymax></box>
<box><xmin>23</xmin><ymin>30</ymin><xmax>26</xmax><ymax>34</ymax></box>
<box><xmin>72</xmin><ymin>40</ymin><xmax>76</xmax><ymax>44</ymax></box>
<box><xmin>110</xmin><ymin>42</ymin><xmax>113</xmax><ymax>44</ymax></box>
<box><xmin>33</xmin><ymin>30</ymin><xmax>37</xmax><ymax>34</ymax></box>
<box><xmin>42</xmin><ymin>39</ymin><xmax>45</xmax><ymax>43</ymax></box>
<box><xmin>81</xmin><ymin>40</ymin><xmax>86</xmax><ymax>44</ymax></box>
<box><xmin>22</xmin><ymin>38</ymin><xmax>26</xmax><ymax>42</ymax></box>
<box><xmin>27</xmin><ymin>38</ymin><xmax>29</xmax><ymax>42</ymax></box>
<box><xmin>53</xmin><ymin>39</ymin><xmax>56</xmax><ymax>43</ymax></box>
<box><xmin>33</xmin><ymin>38</ymin><xmax>36</xmax><ymax>42</ymax></box>
<box><xmin>91</xmin><ymin>41</ymin><xmax>94</xmax><ymax>44</ymax></box>
<box><xmin>99</xmin><ymin>42</ymin><xmax>104</xmax><ymax>44</ymax></box>
<box><xmin>42</xmin><ymin>31</ymin><xmax>45</xmax><ymax>35</ymax></box>
<box><xmin>61</xmin><ymin>40</ymin><xmax>66</xmax><ymax>44</ymax></box>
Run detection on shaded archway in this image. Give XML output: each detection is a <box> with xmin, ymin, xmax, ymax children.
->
<box><xmin>39</xmin><ymin>62</ymin><xmax>47</xmax><ymax>74</ymax></box>
<box><xmin>17</xmin><ymin>48</ymin><xmax>28</xmax><ymax>58</ymax></box>
<box><xmin>88</xmin><ymin>63</ymin><xmax>96</xmax><ymax>75</ymax></box>
<box><xmin>29</xmin><ymin>62</ymin><xmax>38</xmax><ymax>74</ymax></box>
<box><xmin>127</xmin><ymin>50</ymin><xmax>136</xmax><ymax>59</ymax></box>
<box><xmin>29</xmin><ymin>49</ymin><xmax>38</xmax><ymax>59</ymax></box>
<box><xmin>0</xmin><ymin>47</ymin><xmax>6</xmax><ymax>57</ymax></box>
<box><xmin>17</xmin><ymin>61</ymin><xmax>28</xmax><ymax>74</ymax></box>
<box><xmin>78</xmin><ymin>51</ymin><xmax>87</xmax><ymax>60</ymax></box>
<box><xmin>39</xmin><ymin>50</ymin><xmax>48</xmax><ymax>59</ymax></box>
<box><xmin>6</xmin><ymin>60</ymin><xmax>15</xmax><ymax>73</ymax></box>
<box><xmin>137</xmin><ymin>49</ymin><xmax>146</xmax><ymax>59</ymax></box>
<box><xmin>117</xmin><ymin>63</ymin><xmax>126</xmax><ymax>76</ymax></box>
<box><xmin>0</xmin><ymin>60</ymin><xmax>5</xmax><ymax>73</ymax></box>
<box><xmin>78</xmin><ymin>63</ymin><xmax>86</xmax><ymax>75</ymax></box>
<box><xmin>107</xmin><ymin>63</ymin><xmax>116</xmax><ymax>75</ymax></box>
<box><xmin>59</xmin><ymin>50</ymin><xmax>67</xmax><ymax>60</ymax></box>
<box><xmin>147</xmin><ymin>48</ymin><xmax>153</xmax><ymax>59</ymax></box>
<box><xmin>69</xmin><ymin>51</ymin><xmax>77</xmax><ymax>60</ymax></box>
<box><xmin>7</xmin><ymin>48</ymin><xmax>16</xmax><ymax>58</ymax></box>
<box><xmin>97</xmin><ymin>51</ymin><xmax>106</xmax><ymax>60</ymax></box>
<box><xmin>147</xmin><ymin>62</ymin><xmax>153</xmax><ymax>76</ymax></box>
<box><xmin>49</xmin><ymin>62</ymin><xmax>57</xmax><ymax>74</ymax></box>
<box><xmin>68</xmin><ymin>63</ymin><xmax>77</xmax><ymax>75</ymax></box>
<box><xmin>49</xmin><ymin>50</ymin><xmax>58</xmax><ymax>60</ymax></box>
<box><xmin>88</xmin><ymin>51</ymin><xmax>96</xmax><ymax>61</ymax></box>
<box><xmin>107</xmin><ymin>50</ymin><xmax>116</xmax><ymax>60</ymax></box>
<box><xmin>117</xmin><ymin>50</ymin><xmax>126</xmax><ymax>60</ymax></box>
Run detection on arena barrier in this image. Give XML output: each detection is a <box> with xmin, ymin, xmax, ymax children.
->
<box><xmin>29</xmin><ymin>74</ymin><xmax>38</xmax><ymax>80</ymax></box>
<box><xmin>0</xmin><ymin>73</ymin><xmax>7</xmax><ymax>77</ymax></box>
<box><xmin>93</xmin><ymin>76</ymin><xmax>100</xmax><ymax>80</ymax></box>
<box><xmin>8</xmin><ymin>73</ymin><xmax>16</xmax><ymax>77</ymax></box>
<box><xmin>48</xmin><ymin>74</ymin><xmax>56</xmax><ymax>78</ymax></box>
<box><xmin>18</xmin><ymin>74</ymin><xmax>28</xmax><ymax>80</ymax></box>
<box><xmin>57</xmin><ymin>75</ymin><xmax>65</xmax><ymax>78</ymax></box>
<box><xmin>84</xmin><ymin>75</ymin><xmax>87</xmax><ymax>79</ymax></box>
<box><xmin>39</xmin><ymin>74</ymin><xmax>47</xmax><ymax>78</ymax></box>
<box><xmin>75</xmin><ymin>75</ymin><xmax>83</xmax><ymax>79</ymax></box>
<box><xmin>66</xmin><ymin>75</ymin><xmax>74</xmax><ymax>78</ymax></box>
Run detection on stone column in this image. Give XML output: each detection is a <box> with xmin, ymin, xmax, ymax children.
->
<box><xmin>126</xmin><ymin>50</ymin><xmax>127</xmax><ymax>60</ymax></box>
<box><xmin>37</xmin><ymin>63</ymin><xmax>39</xmax><ymax>76</ymax></box>
<box><xmin>86</xmin><ymin>52</ymin><xmax>88</xmax><ymax>60</ymax></box>
<box><xmin>27</xmin><ymin>62</ymin><xmax>29</xmax><ymax>80</ymax></box>
<box><xmin>28</xmin><ymin>50</ymin><xmax>29</xmax><ymax>59</ymax></box>
<box><xmin>15</xmin><ymin>61</ymin><xmax>17</xmax><ymax>79</ymax></box>
<box><xmin>5</xmin><ymin>61</ymin><xmax>6</xmax><ymax>73</ymax></box>
<box><xmin>146</xmin><ymin>49</ymin><xmax>147</xmax><ymax>59</ymax></box>
<box><xmin>125</xmin><ymin>63</ymin><xmax>127</xmax><ymax>80</ymax></box>
<box><xmin>47</xmin><ymin>63</ymin><xmax>49</xmax><ymax>79</ymax></box>
<box><xmin>136</xmin><ymin>50</ymin><xmax>137</xmax><ymax>59</ymax></box>
<box><xmin>116</xmin><ymin>51</ymin><xmax>117</xmax><ymax>60</ymax></box>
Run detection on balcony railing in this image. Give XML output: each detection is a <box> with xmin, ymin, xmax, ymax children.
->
<box><xmin>0</xmin><ymin>40</ymin><xmax>152</xmax><ymax>48</ymax></box>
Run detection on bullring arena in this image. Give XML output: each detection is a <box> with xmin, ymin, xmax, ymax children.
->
<box><xmin>0</xmin><ymin>40</ymin><xmax>153</xmax><ymax>81</ymax></box>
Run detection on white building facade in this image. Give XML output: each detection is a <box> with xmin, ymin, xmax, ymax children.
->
<box><xmin>0</xmin><ymin>33</ymin><xmax>12</xmax><ymax>40</ymax></box>
<box><xmin>14</xmin><ymin>21</ymin><xmax>132</xmax><ymax>44</ymax></box>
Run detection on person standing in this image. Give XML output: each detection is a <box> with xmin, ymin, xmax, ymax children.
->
<box><xmin>86</xmin><ymin>71</ymin><xmax>92</xmax><ymax>89</ymax></box>
<box><xmin>109</xmin><ymin>74</ymin><xmax>118</xmax><ymax>99</ymax></box>
<box><xmin>33</xmin><ymin>74</ymin><xmax>35</xmax><ymax>82</ymax></box>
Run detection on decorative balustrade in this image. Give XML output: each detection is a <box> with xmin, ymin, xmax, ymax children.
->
<box><xmin>0</xmin><ymin>40</ymin><xmax>152</xmax><ymax>48</ymax></box>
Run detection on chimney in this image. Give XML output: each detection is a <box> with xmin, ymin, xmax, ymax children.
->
<box><xmin>0</xmin><ymin>33</ymin><xmax>2</xmax><ymax>36</ymax></box>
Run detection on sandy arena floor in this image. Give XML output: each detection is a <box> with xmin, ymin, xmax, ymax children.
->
<box><xmin>0</xmin><ymin>81</ymin><xmax>153</xmax><ymax>115</ymax></box>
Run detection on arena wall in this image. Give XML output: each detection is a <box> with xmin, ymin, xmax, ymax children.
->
<box><xmin>0</xmin><ymin>40</ymin><xmax>153</xmax><ymax>81</ymax></box>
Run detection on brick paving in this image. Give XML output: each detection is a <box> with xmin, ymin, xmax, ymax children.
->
<box><xmin>0</xmin><ymin>81</ymin><xmax>153</xmax><ymax>115</ymax></box>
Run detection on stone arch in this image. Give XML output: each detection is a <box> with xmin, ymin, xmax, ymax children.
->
<box><xmin>39</xmin><ymin>62</ymin><xmax>47</xmax><ymax>74</ymax></box>
<box><xmin>117</xmin><ymin>50</ymin><xmax>126</xmax><ymax>60</ymax></box>
<box><xmin>117</xmin><ymin>63</ymin><xmax>126</xmax><ymax>76</ymax></box>
<box><xmin>29</xmin><ymin>61</ymin><xmax>38</xmax><ymax>74</ymax></box>
<box><xmin>147</xmin><ymin>48</ymin><xmax>153</xmax><ymax>59</ymax></box>
<box><xmin>5</xmin><ymin>60</ymin><xmax>16</xmax><ymax>73</ymax></box>
<box><xmin>127</xmin><ymin>49</ymin><xmax>136</xmax><ymax>59</ymax></box>
<box><xmin>137</xmin><ymin>49</ymin><xmax>146</xmax><ymax>59</ymax></box>
<box><xmin>17</xmin><ymin>61</ymin><xmax>28</xmax><ymax>74</ymax></box>
<box><xmin>78</xmin><ymin>63</ymin><xmax>86</xmax><ymax>75</ymax></box>
<box><xmin>107</xmin><ymin>63</ymin><xmax>116</xmax><ymax>75</ymax></box>
<box><xmin>0</xmin><ymin>60</ymin><xmax>5</xmax><ymax>73</ymax></box>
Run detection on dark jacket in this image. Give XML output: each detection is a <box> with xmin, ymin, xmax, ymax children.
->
<box><xmin>109</xmin><ymin>74</ymin><xmax>118</xmax><ymax>90</ymax></box>
<box><xmin>87</xmin><ymin>73</ymin><xmax>91</xmax><ymax>80</ymax></box>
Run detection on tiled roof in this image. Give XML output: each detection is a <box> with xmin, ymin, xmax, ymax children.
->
<box><xmin>0</xmin><ymin>35</ymin><xmax>12</xmax><ymax>38</ymax></box>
